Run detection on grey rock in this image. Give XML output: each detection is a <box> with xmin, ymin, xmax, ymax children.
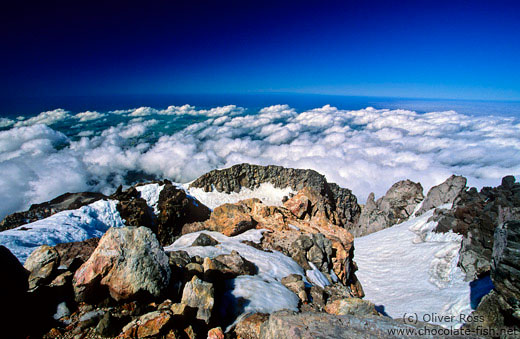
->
<box><xmin>191</xmin><ymin>233</ymin><xmax>219</xmax><ymax>247</ymax></box>
<box><xmin>24</xmin><ymin>245</ymin><xmax>59</xmax><ymax>291</ymax></box>
<box><xmin>181</xmin><ymin>275</ymin><xmax>215</xmax><ymax>324</ymax></box>
<box><xmin>353</xmin><ymin>179</ymin><xmax>424</xmax><ymax>237</ymax></box>
<box><xmin>416</xmin><ymin>175</ymin><xmax>467</xmax><ymax>216</ymax></box>
<box><xmin>260</xmin><ymin>311</ymin><xmax>456</xmax><ymax>339</ymax></box>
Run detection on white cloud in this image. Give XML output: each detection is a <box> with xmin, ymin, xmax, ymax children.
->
<box><xmin>14</xmin><ymin>109</ymin><xmax>71</xmax><ymax>126</ymax></box>
<box><xmin>0</xmin><ymin>104</ymin><xmax>519</xmax><ymax>221</ymax></box>
<box><xmin>74</xmin><ymin>111</ymin><xmax>107</xmax><ymax>122</ymax></box>
<box><xmin>0</xmin><ymin>118</ymin><xmax>14</xmax><ymax>128</ymax></box>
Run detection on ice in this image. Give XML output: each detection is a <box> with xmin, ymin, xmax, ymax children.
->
<box><xmin>354</xmin><ymin>208</ymin><xmax>472</xmax><ymax>328</ymax></box>
<box><xmin>136</xmin><ymin>183</ymin><xmax>165</xmax><ymax>214</ymax></box>
<box><xmin>185</xmin><ymin>183</ymin><xmax>293</xmax><ymax>209</ymax></box>
<box><xmin>0</xmin><ymin>199</ymin><xmax>125</xmax><ymax>263</ymax></box>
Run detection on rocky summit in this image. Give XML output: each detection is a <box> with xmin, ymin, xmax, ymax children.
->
<box><xmin>0</xmin><ymin>164</ymin><xmax>518</xmax><ymax>338</ymax></box>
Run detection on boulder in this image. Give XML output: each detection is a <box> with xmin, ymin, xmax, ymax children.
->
<box><xmin>415</xmin><ymin>175</ymin><xmax>467</xmax><ymax>216</ymax></box>
<box><xmin>181</xmin><ymin>276</ymin><xmax>214</xmax><ymax>324</ymax></box>
<box><xmin>353</xmin><ymin>179</ymin><xmax>424</xmax><ymax>236</ymax></box>
<box><xmin>260</xmin><ymin>310</ymin><xmax>448</xmax><ymax>339</ymax></box>
<box><xmin>325</xmin><ymin>298</ymin><xmax>379</xmax><ymax>316</ymax></box>
<box><xmin>214</xmin><ymin>250</ymin><xmax>257</xmax><ymax>276</ymax></box>
<box><xmin>24</xmin><ymin>245</ymin><xmax>59</xmax><ymax>291</ymax></box>
<box><xmin>73</xmin><ymin>226</ymin><xmax>171</xmax><ymax>303</ymax></box>
<box><xmin>281</xmin><ymin>274</ymin><xmax>308</xmax><ymax>303</ymax></box>
<box><xmin>235</xmin><ymin>313</ymin><xmax>269</xmax><ymax>339</ymax></box>
<box><xmin>191</xmin><ymin>233</ymin><xmax>219</xmax><ymax>247</ymax></box>
<box><xmin>53</xmin><ymin>237</ymin><xmax>99</xmax><ymax>271</ymax></box>
<box><xmin>120</xmin><ymin>310</ymin><xmax>172</xmax><ymax>338</ymax></box>
<box><xmin>207</xmin><ymin>327</ymin><xmax>224</xmax><ymax>339</ymax></box>
<box><xmin>182</xmin><ymin>203</ymin><xmax>256</xmax><ymax>236</ymax></box>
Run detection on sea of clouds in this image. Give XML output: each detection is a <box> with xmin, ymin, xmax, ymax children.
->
<box><xmin>1</xmin><ymin>104</ymin><xmax>519</xmax><ymax>220</ymax></box>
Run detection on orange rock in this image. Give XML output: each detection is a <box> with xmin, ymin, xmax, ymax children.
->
<box><xmin>207</xmin><ymin>327</ymin><xmax>225</xmax><ymax>339</ymax></box>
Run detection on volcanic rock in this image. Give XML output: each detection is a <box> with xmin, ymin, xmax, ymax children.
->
<box><xmin>415</xmin><ymin>175</ymin><xmax>467</xmax><ymax>216</ymax></box>
<box><xmin>353</xmin><ymin>179</ymin><xmax>424</xmax><ymax>236</ymax></box>
<box><xmin>73</xmin><ymin>226</ymin><xmax>171</xmax><ymax>303</ymax></box>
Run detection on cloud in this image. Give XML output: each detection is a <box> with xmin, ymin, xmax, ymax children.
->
<box><xmin>0</xmin><ymin>104</ymin><xmax>519</xmax><ymax>221</ymax></box>
<box><xmin>0</xmin><ymin>118</ymin><xmax>14</xmax><ymax>128</ymax></box>
<box><xmin>74</xmin><ymin>111</ymin><xmax>107</xmax><ymax>122</ymax></box>
<box><xmin>14</xmin><ymin>109</ymin><xmax>71</xmax><ymax>126</ymax></box>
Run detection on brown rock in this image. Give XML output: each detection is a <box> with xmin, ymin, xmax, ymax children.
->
<box><xmin>120</xmin><ymin>310</ymin><xmax>172</xmax><ymax>338</ymax></box>
<box><xmin>234</xmin><ymin>313</ymin><xmax>269</xmax><ymax>339</ymax></box>
<box><xmin>325</xmin><ymin>298</ymin><xmax>379</xmax><ymax>316</ymax></box>
<box><xmin>24</xmin><ymin>245</ymin><xmax>59</xmax><ymax>291</ymax></box>
<box><xmin>183</xmin><ymin>203</ymin><xmax>257</xmax><ymax>236</ymax></box>
<box><xmin>281</xmin><ymin>274</ymin><xmax>308</xmax><ymax>303</ymax></box>
<box><xmin>207</xmin><ymin>327</ymin><xmax>224</xmax><ymax>339</ymax></box>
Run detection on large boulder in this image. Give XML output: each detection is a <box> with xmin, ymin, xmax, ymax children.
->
<box><xmin>24</xmin><ymin>245</ymin><xmax>59</xmax><ymax>291</ymax></box>
<box><xmin>189</xmin><ymin>163</ymin><xmax>361</xmax><ymax>228</ymax></box>
<box><xmin>260</xmin><ymin>311</ymin><xmax>447</xmax><ymax>339</ymax></box>
<box><xmin>182</xmin><ymin>203</ymin><xmax>257</xmax><ymax>236</ymax></box>
<box><xmin>415</xmin><ymin>175</ymin><xmax>467</xmax><ymax>216</ymax></box>
<box><xmin>73</xmin><ymin>226</ymin><xmax>171</xmax><ymax>303</ymax></box>
<box><xmin>353</xmin><ymin>179</ymin><xmax>424</xmax><ymax>236</ymax></box>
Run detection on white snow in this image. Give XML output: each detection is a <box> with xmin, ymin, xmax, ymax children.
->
<box><xmin>185</xmin><ymin>183</ymin><xmax>293</xmax><ymax>209</ymax></box>
<box><xmin>306</xmin><ymin>262</ymin><xmax>331</xmax><ymax>288</ymax></box>
<box><xmin>0</xmin><ymin>199</ymin><xmax>125</xmax><ymax>263</ymax></box>
<box><xmin>165</xmin><ymin>229</ymin><xmax>303</xmax><ymax>329</ymax></box>
<box><xmin>354</xmin><ymin>207</ymin><xmax>472</xmax><ymax>328</ymax></box>
<box><xmin>136</xmin><ymin>183</ymin><xmax>165</xmax><ymax>214</ymax></box>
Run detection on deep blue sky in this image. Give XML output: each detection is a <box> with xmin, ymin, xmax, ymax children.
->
<box><xmin>1</xmin><ymin>0</ymin><xmax>519</xmax><ymax>101</ymax></box>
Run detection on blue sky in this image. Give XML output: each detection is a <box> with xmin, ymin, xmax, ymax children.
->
<box><xmin>1</xmin><ymin>0</ymin><xmax>519</xmax><ymax>101</ymax></box>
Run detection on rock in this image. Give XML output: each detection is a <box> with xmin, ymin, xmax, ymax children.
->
<box><xmin>53</xmin><ymin>237</ymin><xmax>100</xmax><ymax>271</ymax></box>
<box><xmin>117</xmin><ymin>192</ymin><xmax>156</xmax><ymax>229</ymax></box>
<box><xmin>235</xmin><ymin>313</ymin><xmax>269</xmax><ymax>339</ymax></box>
<box><xmin>433</xmin><ymin>176</ymin><xmax>520</xmax><ymax>280</ymax></box>
<box><xmin>183</xmin><ymin>203</ymin><xmax>256</xmax><ymax>237</ymax></box>
<box><xmin>325</xmin><ymin>298</ymin><xmax>379</xmax><ymax>316</ymax></box>
<box><xmin>415</xmin><ymin>175</ymin><xmax>467</xmax><ymax>216</ymax></box>
<box><xmin>24</xmin><ymin>245</ymin><xmax>59</xmax><ymax>291</ymax></box>
<box><xmin>95</xmin><ymin>311</ymin><xmax>126</xmax><ymax>337</ymax></box>
<box><xmin>260</xmin><ymin>310</ymin><xmax>448</xmax><ymax>339</ymax></box>
<box><xmin>120</xmin><ymin>310</ymin><xmax>172</xmax><ymax>338</ymax></box>
<box><xmin>0</xmin><ymin>192</ymin><xmax>106</xmax><ymax>231</ymax></box>
<box><xmin>214</xmin><ymin>250</ymin><xmax>257</xmax><ymax>276</ymax></box>
<box><xmin>492</xmin><ymin>220</ymin><xmax>520</xmax><ymax>322</ymax></box>
<box><xmin>281</xmin><ymin>274</ymin><xmax>308</xmax><ymax>303</ymax></box>
<box><xmin>353</xmin><ymin>179</ymin><xmax>424</xmax><ymax>236</ymax></box>
<box><xmin>169</xmin><ymin>250</ymin><xmax>192</xmax><ymax>268</ymax></box>
<box><xmin>189</xmin><ymin>164</ymin><xmax>361</xmax><ymax>227</ymax></box>
<box><xmin>155</xmin><ymin>182</ymin><xmax>211</xmax><ymax>245</ymax></box>
<box><xmin>191</xmin><ymin>233</ymin><xmax>219</xmax><ymax>247</ymax></box>
<box><xmin>207</xmin><ymin>327</ymin><xmax>224</xmax><ymax>339</ymax></box>
<box><xmin>0</xmin><ymin>246</ymin><xmax>29</xmax><ymax>338</ymax></box>
<box><xmin>181</xmin><ymin>276</ymin><xmax>214</xmax><ymax>324</ymax></box>
<box><xmin>73</xmin><ymin>226</ymin><xmax>171</xmax><ymax>303</ymax></box>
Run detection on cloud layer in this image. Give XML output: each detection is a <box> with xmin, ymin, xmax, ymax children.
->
<box><xmin>0</xmin><ymin>104</ymin><xmax>519</xmax><ymax>220</ymax></box>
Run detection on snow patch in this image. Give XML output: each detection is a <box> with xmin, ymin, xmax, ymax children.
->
<box><xmin>136</xmin><ymin>183</ymin><xmax>165</xmax><ymax>214</ymax></box>
<box><xmin>306</xmin><ymin>262</ymin><xmax>331</xmax><ymax>288</ymax></box>
<box><xmin>0</xmin><ymin>199</ymin><xmax>125</xmax><ymax>263</ymax></box>
<box><xmin>185</xmin><ymin>183</ymin><xmax>293</xmax><ymax>209</ymax></box>
<box><xmin>354</xmin><ymin>208</ymin><xmax>471</xmax><ymax>328</ymax></box>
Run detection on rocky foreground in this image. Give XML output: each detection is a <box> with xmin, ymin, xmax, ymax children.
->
<box><xmin>0</xmin><ymin>164</ymin><xmax>519</xmax><ymax>338</ymax></box>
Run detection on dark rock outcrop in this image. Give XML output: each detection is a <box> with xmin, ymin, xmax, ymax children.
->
<box><xmin>189</xmin><ymin>163</ymin><xmax>361</xmax><ymax>228</ymax></box>
<box><xmin>0</xmin><ymin>192</ymin><xmax>106</xmax><ymax>231</ymax></box>
<box><xmin>352</xmin><ymin>179</ymin><xmax>424</xmax><ymax>236</ymax></box>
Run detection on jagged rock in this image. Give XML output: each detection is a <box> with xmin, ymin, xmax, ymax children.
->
<box><xmin>353</xmin><ymin>179</ymin><xmax>424</xmax><ymax>236</ymax></box>
<box><xmin>207</xmin><ymin>327</ymin><xmax>224</xmax><ymax>339</ymax></box>
<box><xmin>181</xmin><ymin>276</ymin><xmax>214</xmax><ymax>324</ymax></box>
<box><xmin>281</xmin><ymin>274</ymin><xmax>308</xmax><ymax>303</ymax></box>
<box><xmin>432</xmin><ymin>176</ymin><xmax>520</xmax><ymax>280</ymax></box>
<box><xmin>53</xmin><ymin>237</ymin><xmax>99</xmax><ymax>271</ymax></box>
<box><xmin>120</xmin><ymin>310</ymin><xmax>172</xmax><ymax>338</ymax></box>
<box><xmin>189</xmin><ymin>164</ymin><xmax>361</xmax><ymax>227</ymax></box>
<box><xmin>415</xmin><ymin>175</ymin><xmax>467</xmax><ymax>216</ymax></box>
<box><xmin>0</xmin><ymin>192</ymin><xmax>106</xmax><ymax>231</ymax></box>
<box><xmin>260</xmin><ymin>310</ymin><xmax>447</xmax><ymax>339</ymax></box>
<box><xmin>115</xmin><ymin>187</ymin><xmax>156</xmax><ymax>230</ymax></box>
<box><xmin>169</xmin><ymin>250</ymin><xmax>192</xmax><ymax>268</ymax></box>
<box><xmin>234</xmin><ymin>313</ymin><xmax>269</xmax><ymax>339</ymax></box>
<box><xmin>191</xmin><ymin>233</ymin><xmax>219</xmax><ymax>247</ymax></box>
<box><xmin>182</xmin><ymin>203</ymin><xmax>257</xmax><ymax>236</ymax></box>
<box><xmin>73</xmin><ymin>226</ymin><xmax>171</xmax><ymax>303</ymax></box>
<box><xmin>492</xmin><ymin>220</ymin><xmax>520</xmax><ymax>322</ymax></box>
<box><xmin>24</xmin><ymin>245</ymin><xmax>59</xmax><ymax>291</ymax></box>
<box><xmin>325</xmin><ymin>298</ymin><xmax>379</xmax><ymax>316</ymax></box>
<box><xmin>156</xmin><ymin>181</ymin><xmax>211</xmax><ymax>245</ymax></box>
